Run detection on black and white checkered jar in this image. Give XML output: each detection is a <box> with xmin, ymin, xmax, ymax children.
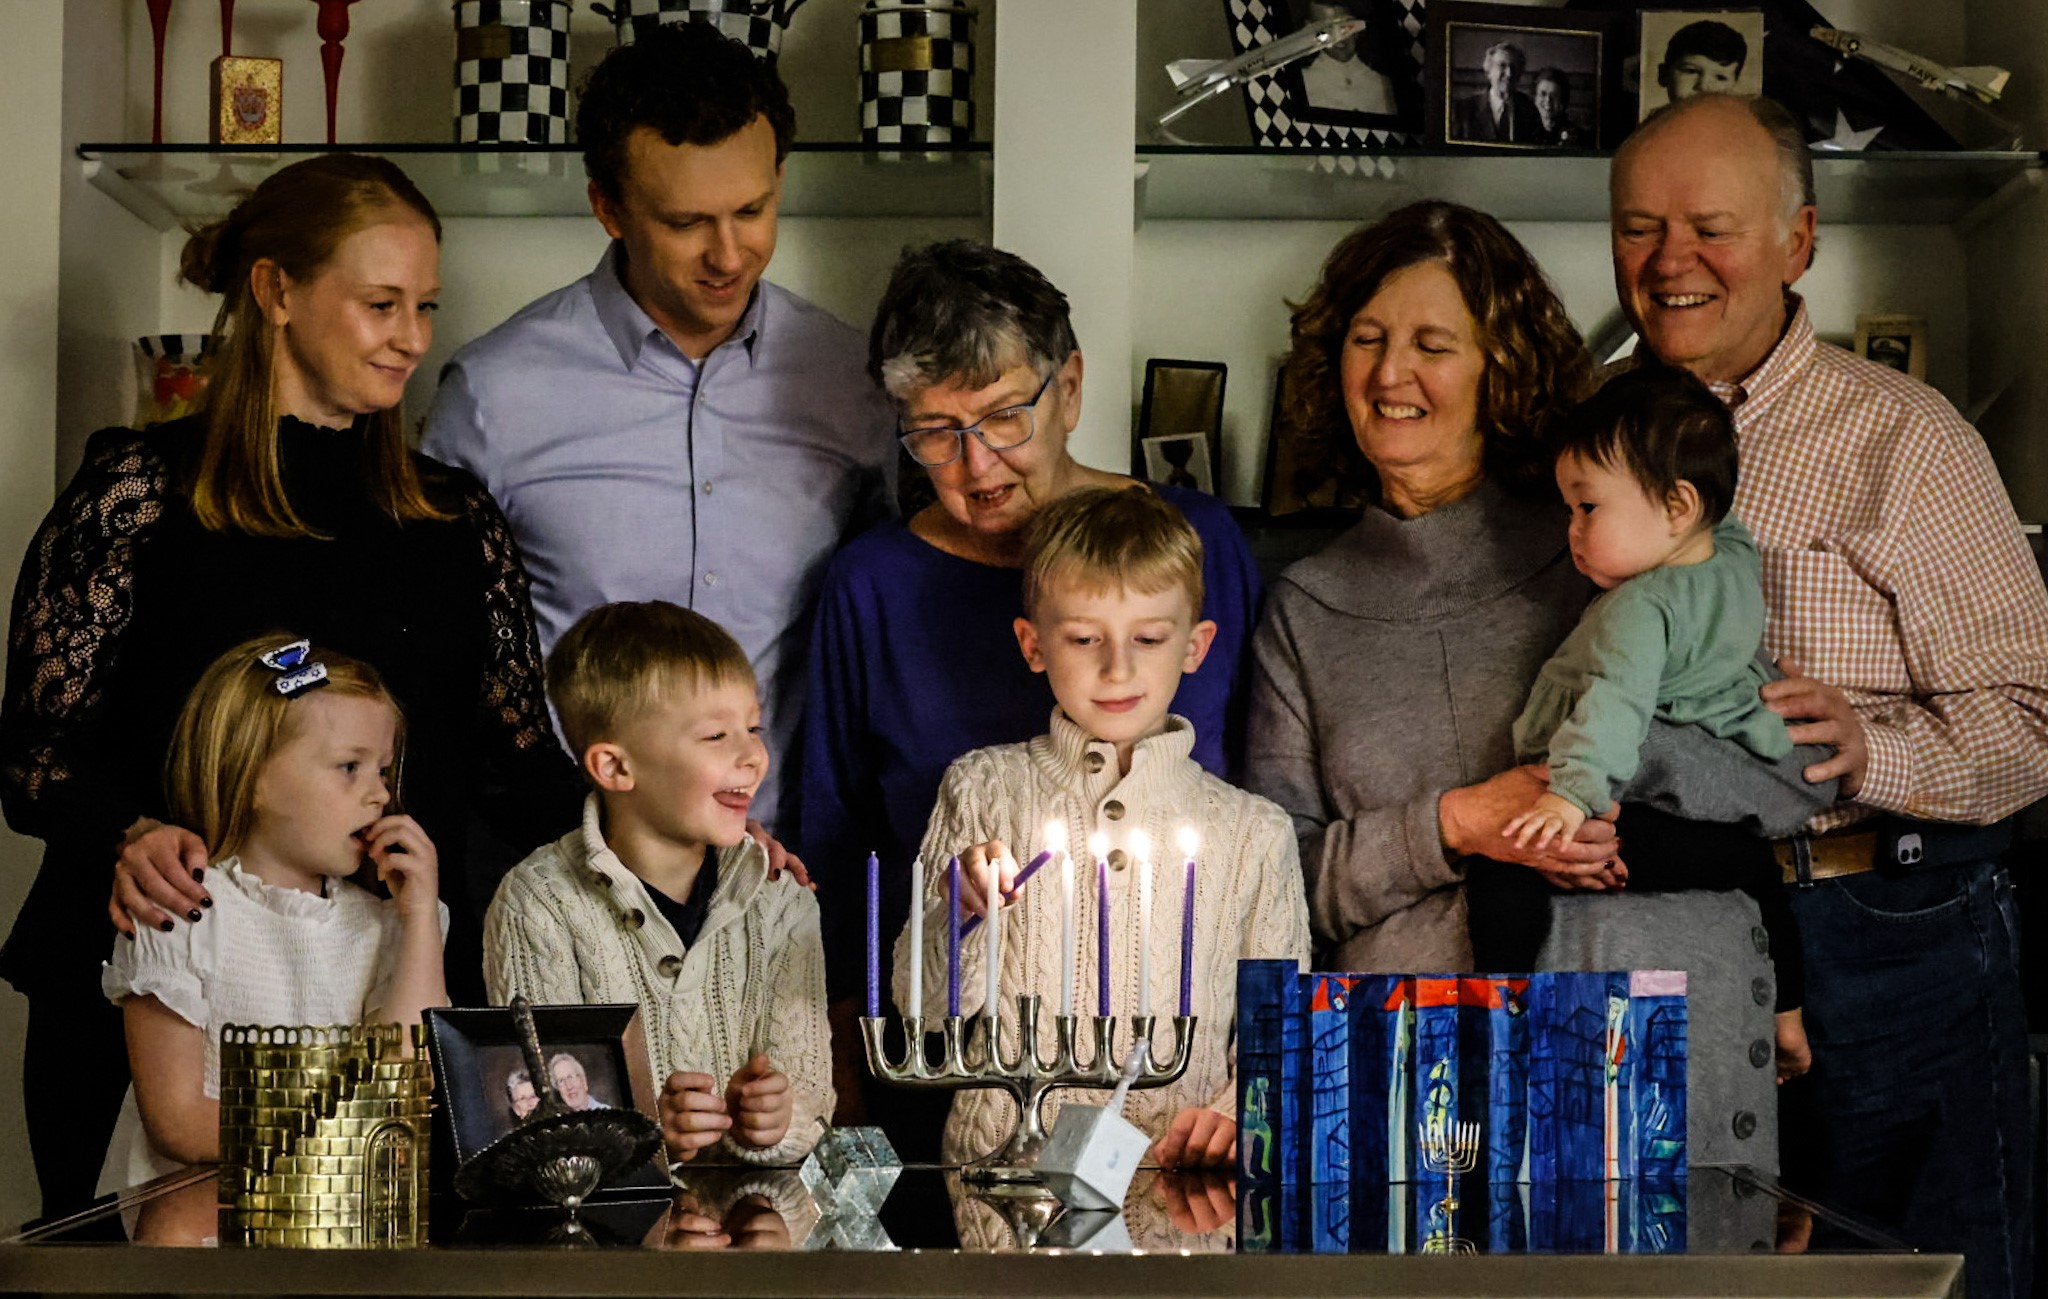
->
<box><xmin>454</xmin><ymin>0</ymin><xmax>574</xmax><ymax>144</ymax></box>
<box><xmin>859</xmin><ymin>3</ymin><xmax>975</xmax><ymax>145</ymax></box>
<box><xmin>600</xmin><ymin>0</ymin><xmax>787</xmax><ymax>59</ymax></box>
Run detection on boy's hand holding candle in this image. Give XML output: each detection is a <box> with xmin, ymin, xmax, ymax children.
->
<box><xmin>956</xmin><ymin>840</ymin><xmax>1020</xmax><ymax>918</ymax></box>
<box><xmin>659</xmin><ymin>1070</ymin><xmax>734</xmax><ymax>1163</ymax></box>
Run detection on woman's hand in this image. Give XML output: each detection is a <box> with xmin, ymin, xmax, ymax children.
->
<box><xmin>111</xmin><ymin>818</ymin><xmax>212</xmax><ymax>936</ymax></box>
<box><xmin>1440</xmin><ymin>766</ymin><xmax>1621</xmax><ymax>883</ymax></box>
<box><xmin>956</xmin><ymin>840</ymin><xmax>1020</xmax><ymax>920</ymax></box>
<box><xmin>362</xmin><ymin>815</ymin><xmax>439</xmax><ymax>920</ymax></box>
<box><xmin>747</xmin><ymin>820</ymin><xmax>813</xmax><ymax>889</ymax></box>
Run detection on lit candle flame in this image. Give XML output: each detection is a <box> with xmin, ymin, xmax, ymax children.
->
<box><xmin>1045</xmin><ymin>819</ymin><xmax>1066</xmax><ymax>853</ymax></box>
<box><xmin>1089</xmin><ymin>831</ymin><xmax>1109</xmax><ymax>860</ymax></box>
<box><xmin>1130</xmin><ymin>828</ymin><xmax>1152</xmax><ymax>863</ymax></box>
<box><xmin>1176</xmin><ymin>824</ymin><xmax>1199</xmax><ymax>857</ymax></box>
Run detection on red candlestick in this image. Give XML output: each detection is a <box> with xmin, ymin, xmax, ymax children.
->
<box><xmin>146</xmin><ymin>0</ymin><xmax>175</xmax><ymax>145</ymax></box>
<box><xmin>310</xmin><ymin>0</ymin><xmax>361</xmax><ymax>145</ymax></box>
<box><xmin>219</xmin><ymin>0</ymin><xmax>234</xmax><ymax>59</ymax></box>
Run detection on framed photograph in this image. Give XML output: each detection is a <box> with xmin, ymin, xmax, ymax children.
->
<box><xmin>424</xmin><ymin>1004</ymin><xmax>660</xmax><ymax>1174</ymax></box>
<box><xmin>1143</xmin><ymin>433</ymin><xmax>1217</xmax><ymax>496</ymax></box>
<box><xmin>1853</xmin><ymin>313</ymin><xmax>1927</xmax><ymax>380</ymax></box>
<box><xmin>1427</xmin><ymin>2</ymin><xmax>1614</xmax><ymax>150</ymax></box>
<box><xmin>1221</xmin><ymin>0</ymin><xmax>1428</xmax><ymax>149</ymax></box>
<box><xmin>1260</xmin><ymin>361</ymin><xmax>1369</xmax><ymax>517</ymax></box>
<box><xmin>1637</xmin><ymin>10</ymin><xmax>1765</xmax><ymax>121</ymax></box>
<box><xmin>1135</xmin><ymin>359</ymin><xmax>1225</xmax><ymax>489</ymax></box>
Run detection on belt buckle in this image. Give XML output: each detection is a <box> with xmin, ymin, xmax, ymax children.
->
<box><xmin>1790</xmin><ymin>834</ymin><xmax>1815</xmax><ymax>889</ymax></box>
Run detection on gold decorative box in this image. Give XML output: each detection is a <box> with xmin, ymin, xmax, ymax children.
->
<box><xmin>218</xmin><ymin>1023</ymin><xmax>432</xmax><ymax>1248</ymax></box>
<box><xmin>210</xmin><ymin>55</ymin><xmax>282</xmax><ymax>145</ymax></box>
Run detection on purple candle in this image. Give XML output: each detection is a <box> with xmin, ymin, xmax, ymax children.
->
<box><xmin>1177</xmin><ymin>827</ymin><xmax>1198</xmax><ymax>1017</ymax></box>
<box><xmin>960</xmin><ymin>847</ymin><xmax>1051</xmax><ymax>938</ymax></box>
<box><xmin>1092</xmin><ymin>833</ymin><xmax>1111</xmax><ymax>1016</ymax></box>
<box><xmin>947</xmin><ymin>855</ymin><xmax>962</xmax><ymax>1018</ymax></box>
<box><xmin>865</xmin><ymin>851</ymin><xmax>880</xmax><ymax>1018</ymax></box>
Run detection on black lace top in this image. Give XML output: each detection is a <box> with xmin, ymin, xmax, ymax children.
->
<box><xmin>0</xmin><ymin>415</ymin><xmax>583</xmax><ymax>1001</ymax></box>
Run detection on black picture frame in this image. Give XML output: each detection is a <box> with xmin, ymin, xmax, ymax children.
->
<box><xmin>1135</xmin><ymin>359</ymin><xmax>1226</xmax><ymax>491</ymax></box>
<box><xmin>423</xmin><ymin>1004</ymin><xmax>660</xmax><ymax>1185</ymax></box>
<box><xmin>1221</xmin><ymin>0</ymin><xmax>1428</xmax><ymax>149</ymax></box>
<box><xmin>1426</xmin><ymin>1</ymin><xmax>1617</xmax><ymax>150</ymax></box>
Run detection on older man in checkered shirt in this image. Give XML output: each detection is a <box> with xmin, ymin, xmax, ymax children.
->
<box><xmin>1611</xmin><ymin>93</ymin><xmax>2048</xmax><ymax>1297</ymax></box>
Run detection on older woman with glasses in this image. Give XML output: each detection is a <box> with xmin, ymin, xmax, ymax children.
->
<box><xmin>800</xmin><ymin>239</ymin><xmax>1260</xmax><ymax>1137</ymax></box>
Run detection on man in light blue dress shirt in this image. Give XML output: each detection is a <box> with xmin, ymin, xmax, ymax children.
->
<box><xmin>424</xmin><ymin>24</ymin><xmax>896</xmax><ymax>833</ymax></box>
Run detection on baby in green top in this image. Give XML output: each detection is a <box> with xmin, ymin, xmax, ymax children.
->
<box><xmin>1500</xmin><ymin>364</ymin><xmax>1814</xmax><ymax>1075</ymax></box>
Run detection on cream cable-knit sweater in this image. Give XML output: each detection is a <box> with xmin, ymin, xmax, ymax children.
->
<box><xmin>484</xmin><ymin>795</ymin><xmax>833</xmax><ymax>1164</ymax></box>
<box><xmin>892</xmin><ymin>711</ymin><xmax>1311</xmax><ymax>1163</ymax></box>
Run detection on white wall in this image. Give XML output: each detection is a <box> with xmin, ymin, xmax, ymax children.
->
<box><xmin>1</xmin><ymin>0</ymin><xmax>69</xmax><ymax>1236</ymax></box>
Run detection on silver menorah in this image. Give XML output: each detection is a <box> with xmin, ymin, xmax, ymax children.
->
<box><xmin>862</xmin><ymin>993</ymin><xmax>1195</xmax><ymax>1185</ymax></box>
<box><xmin>1418</xmin><ymin>1118</ymin><xmax>1479</xmax><ymax>1255</ymax></box>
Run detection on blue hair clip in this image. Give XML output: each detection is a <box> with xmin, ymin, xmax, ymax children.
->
<box><xmin>258</xmin><ymin>639</ymin><xmax>330</xmax><ymax>698</ymax></box>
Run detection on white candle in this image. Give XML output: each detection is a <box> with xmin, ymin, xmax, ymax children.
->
<box><xmin>1132</xmin><ymin>829</ymin><xmax>1153</xmax><ymax>1018</ymax></box>
<box><xmin>984</xmin><ymin>853</ymin><xmax>1003</xmax><ymax>1039</ymax></box>
<box><xmin>907</xmin><ymin>857</ymin><xmax>924</xmax><ymax>1023</ymax></box>
<box><xmin>1057</xmin><ymin>839</ymin><xmax>1076</xmax><ymax>1018</ymax></box>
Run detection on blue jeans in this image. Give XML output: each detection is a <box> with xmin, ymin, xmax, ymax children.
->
<box><xmin>1784</xmin><ymin>860</ymin><xmax>2031</xmax><ymax>1299</ymax></box>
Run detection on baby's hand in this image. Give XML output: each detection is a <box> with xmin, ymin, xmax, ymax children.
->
<box><xmin>660</xmin><ymin>1071</ymin><xmax>732</xmax><ymax>1164</ymax></box>
<box><xmin>956</xmin><ymin>841</ymin><xmax>1019</xmax><ymax>919</ymax></box>
<box><xmin>362</xmin><ymin>815</ymin><xmax>439</xmax><ymax>918</ymax></box>
<box><xmin>1503</xmin><ymin>792</ymin><xmax>1586</xmax><ymax>852</ymax></box>
<box><xmin>725</xmin><ymin>1053</ymin><xmax>791</xmax><ymax>1150</ymax></box>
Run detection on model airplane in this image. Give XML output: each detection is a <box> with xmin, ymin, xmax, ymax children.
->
<box><xmin>1157</xmin><ymin>16</ymin><xmax>1368</xmax><ymax>133</ymax></box>
<box><xmin>1809</xmin><ymin>27</ymin><xmax>2010</xmax><ymax>106</ymax></box>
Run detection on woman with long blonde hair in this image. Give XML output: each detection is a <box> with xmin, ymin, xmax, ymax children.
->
<box><xmin>0</xmin><ymin>154</ymin><xmax>578</xmax><ymax>1216</ymax></box>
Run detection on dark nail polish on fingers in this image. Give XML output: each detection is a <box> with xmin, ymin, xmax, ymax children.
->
<box><xmin>187</xmin><ymin>909</ymin><xmax>203</xmax><ymax>922</ymax></box>
<box><xmin>201</xmin><ymin>896</ymin><xmax>213</xmax><ymax>908</ymax></box>
<box><xmin>192</xmin><ymin>869</ymin><xmax>206</xmax><ymax>882</ymax></box>
<box><xmin>159</xmin><ymin>919</ymin><xmax>175</xmax><ymax>932</ymax></box>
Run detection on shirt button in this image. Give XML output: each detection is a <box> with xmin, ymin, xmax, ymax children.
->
<box><xmin>627</xmin><ymin>909</ymin><xmax>646</xmax><ymax>930</ymax></box>
<box><xmin>1751</xmin><ymin>977</ymin><xmax>1772</xmax><ymax>1007</ymax></box>
<box><xmin>1103</xmin><ymin>800</ymin><xmax>1125</xmax><ymax>821</ymax></box>
<box><xmin>703</xmin><ymin>572</ymin><xmax>719</xmax><ymax>587</ymax></box>
<box><xmin>1732</xmin><ymin>1110</ymin><xmax>1758</xmax><ymax>1140</ymax></box>
<box><xmin>1108</xmin><ymin>849</ymin><xmax>1129</xmax><ymax>872</ymax></box>
<box><xmin>1749</xmin><ymin>1038</ymin><xmax>1772</xmax><ymax>1069</ymax></box>
<box><xmin>1752</xmin><ymin>926</ymin><xmax>1770</xmax><ymax>956</ymax></box>
<box><xmin>701</xmin><ymin>480</ymin><xmax>714</xmax><ymax>495</ymax></box>
<box><xmin>658</xmin><ymin>954</ymin><xmax>683</xmax><ymax>977</ymax></box>
<box><xmin>1083</xmin><ymin>751</ymin><xmax>1106</xmax><ymax>774</ymax></box>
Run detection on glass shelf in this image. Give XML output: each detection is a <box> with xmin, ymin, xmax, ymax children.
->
<box><xmin>77</xmin><ymin>143</ymin><xmax>992</xmax><ymax>230</ymax></box>
<box><xmin>1137</xmin><ymin>146</ymin><xmax>2046</xmax><ymax>227</ymax></box>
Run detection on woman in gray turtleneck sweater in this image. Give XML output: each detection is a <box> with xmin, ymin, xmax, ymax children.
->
<box><xmin>1247</xmin><ymin>202</ymin><xmax>1779</xmax><ymax>1171</ymax></box>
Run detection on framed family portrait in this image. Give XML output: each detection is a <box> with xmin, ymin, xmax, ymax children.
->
<box><xmin>424</xmin><ymin>1004</ymin><xmax>660</xmax><ymax>1177</ymax></box>
<box><xmin>1637</xmin><ymin>10</ymin><xmax>1765</xmax><ymax>121</ymax></box>
<box><xmin>1221</xmin><ymin>0</ymin><xmax>1429</xmax><ymax>148</ymax></box>
<box><xmin>1853</xmin><ymin>312</ymin><xmax>1927</xmax><ymax>380</ymax></box>
<box><xmin>1427</xmin><ymin>2</ymin><xmax>1615</xmax><ymax>150</ymax></box>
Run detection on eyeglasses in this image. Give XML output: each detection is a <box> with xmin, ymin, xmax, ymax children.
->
<box><xmin>897</xmin><ymin>369</ymin><xmax>1055</xmax><ymax>468</ymax></box>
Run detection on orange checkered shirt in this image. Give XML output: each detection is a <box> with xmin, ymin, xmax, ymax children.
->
<box><xmin>1700</xmin><ymin>296</ymin><xmax>2048</xmax><ymax>832</ymax></box>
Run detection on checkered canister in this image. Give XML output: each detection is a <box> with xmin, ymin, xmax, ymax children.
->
<box><xmin>859</xmin><ymin>3</ymin><xmax>976</xmax><ymax>145</ymax></box>
<box><xmin>603</xmin><ymin>0</ymin><xmax>789</xmax><ymax>59</ymax></box>
<box><xmin>454</xmin><ymin>0</ymin><xmax>574</xmax><ymax>144</ymax></box>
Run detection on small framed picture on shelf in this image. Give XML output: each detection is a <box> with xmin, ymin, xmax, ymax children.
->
<box><xmin>1853</xmin><ymin>313</ymin><xmax>1927</xmax><ymax>380</ymax></box>
<box><xmin>1219</xmin><ymin>0</ymin><xmax>1428</xmax><ymax>149</ymax></box>
<box><xmin>423</xmin><ymin>1004</ymin><xmax>659</xmax><ymax>1173</ymax></box>
<box><xmin>1135</xmin><ymin>359</ymin><xmax>1226</xmax><ymax>492</ymax></box>
<box><xmin>1142</xmin><ymin>433</ymin><xmax>1218</xmax><ymax>496</ymax></box>
<box><xmin>1260</xmin><ymin>361</ymin><xmax>1369</xmax><ymax>517</ymax></box>
<box><xmin>1637</xmin><ymin>10</ymin><xmax>1765</xmax><ymax>122</ymax></box>
<box><xmin>1427</xmin><ymin>2</ymin><xmax>1614</xmax><ymax>150</ymax></box>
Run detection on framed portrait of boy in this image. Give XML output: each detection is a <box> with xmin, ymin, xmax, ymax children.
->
<box><xmin>1637</xmin><ymin>10</ymin><xmax>1765</xmax><ymax>122</ymax></box>
<box><xmin>424</xmin><ymin>1004</ymin><xmax>661</xmax><ymax>1185</ymax></box>
<box><xmin>1220</xmin><ymin>0</ymin><xmax>1428</xmax><ymax>148</ymax></box>
<box><xmin>1427</xmin><ymin>2</ymin><xmax>1616</xmax><ymax>150</ymax></box>
<box><xmin>1853</xmin><ymin>312</ymin><xmax>1927</xmax><ymax>380</ymax></box>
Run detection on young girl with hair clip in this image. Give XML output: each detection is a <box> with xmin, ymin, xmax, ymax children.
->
<box><xmin>98</xmin><ymin>633</ymin><xmax>447</xmax><ymax>1193</ymax></box>
<box><xmin>0</xmin><ymin>155</ymin><xmax>579</xmax><ymax>1214</ymax></box>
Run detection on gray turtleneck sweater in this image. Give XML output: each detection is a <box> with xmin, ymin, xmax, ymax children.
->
<box><xmin>1245</xmin><ymin>479</ymin><xmax>1588</xmax><ymax>972</ymax></box>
